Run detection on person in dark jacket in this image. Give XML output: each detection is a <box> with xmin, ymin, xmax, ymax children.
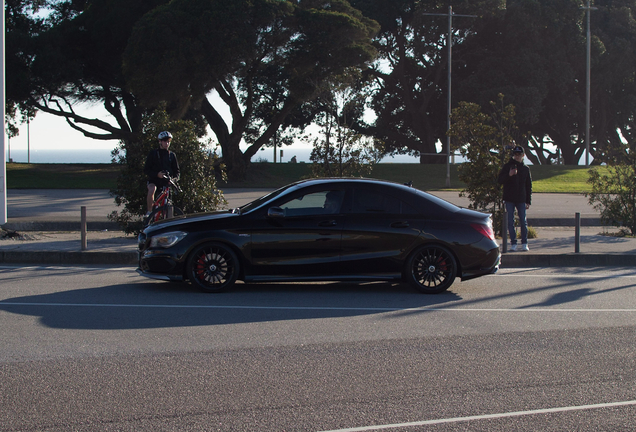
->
<box><xmin>498</xmin><ymin>145</ymin><xmax>532</xmax><ymax>251</ymax></box>
<box><xmin>145</xmin><ymin>131</ymin><xmax>180</xmax><ymax>215</ymax></box>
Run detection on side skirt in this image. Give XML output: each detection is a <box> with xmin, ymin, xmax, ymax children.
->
<box><xmin>243</xmin><ymin>273</ymin><xmax>402</xmax><ymax>283</ymax></box>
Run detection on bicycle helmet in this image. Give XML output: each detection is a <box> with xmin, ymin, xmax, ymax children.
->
<box><xmin>158</xmin><ymin>131</ymin><xmax>173</xmax><ymax>140</ymax></box>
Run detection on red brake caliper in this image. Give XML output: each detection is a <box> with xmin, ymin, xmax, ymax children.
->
<box><xmin>195</xmin><ymin>254</ymin><xmax>207</xmax><ymax>280</ymax></box>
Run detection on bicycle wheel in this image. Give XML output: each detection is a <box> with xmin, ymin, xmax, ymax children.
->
<box><xmin>144</xmin><ymin>205</ymin><xmax>184</xmax><ymax>227</ymax></box>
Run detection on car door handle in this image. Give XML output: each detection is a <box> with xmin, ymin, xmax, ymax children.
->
<box><xmin>319</xmin><ymin>220</ymin><xmax>338</xmax><ymax>227</ymax></box>
<box><xmin>391</xmin><ymin>221</ymin><xmax>410</xmax><ymax>228</ymax></box>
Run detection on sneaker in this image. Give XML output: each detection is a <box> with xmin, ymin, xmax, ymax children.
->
<box><xmin>509</xmin><ymin>244</ymin><xmax>517</xmax><ymax>252</ymax></box>
<box><xmin>520</xmin><ymin>244</ymin><xmax>529</xmax><ymax>252</ymax></box>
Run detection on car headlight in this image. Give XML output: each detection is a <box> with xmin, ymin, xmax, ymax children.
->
<box><xmin>149</xmin><ymin>231</ymin><xmax>187</xmax><ymax>248</ymax></box>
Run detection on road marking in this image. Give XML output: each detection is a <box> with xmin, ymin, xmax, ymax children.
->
<box><xmin>317</xmin><ymin>400</ymin><xmax>636</xmax><ymax>431</ymax></box>
<box><xmin>495</xmin><ymin>273</ymin><xmax>636</xmax><ymax>278</ymax></box>
<box><xmin>3</xmin><ymin>265</ymin><xmax>636</xmax><ymax>277</ymax></box>
<box><xmin>1</xmin><ymin>302</ymin><xmax>636</xmax><ymax>313</ymax></box>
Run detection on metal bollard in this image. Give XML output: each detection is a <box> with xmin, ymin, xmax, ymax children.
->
<box><xmin>502</xmin><ymin>211</ymin><xmax>508</xmax><ymax>253</ymax></box>
<box><xmin>81</xmin><ymin>206</ymin><xmax>87</xmax><ymax>251</ymax></box>
<box><xmin>575</xmin><ymin>212</ymin><xmax>581</xmax><ymax>253</ymax></box>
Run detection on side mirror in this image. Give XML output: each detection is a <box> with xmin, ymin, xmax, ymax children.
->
<box><xmin>267</xmin><ymin>207</ymin><xmax>285</xmax><ymax>218</ymax></box>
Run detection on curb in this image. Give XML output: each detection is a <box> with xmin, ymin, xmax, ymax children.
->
<box><xmin>501</xmin><ymin>253</ymin><xmax>636</xmax><ymax>267</ymax></box>
<box><xmin>2</xmin><ymin>221</ymin><xmax>121</xmax><ymax>231</ymax></box>
<box><xmin>0</xmin><ymin>250</ymin><xmax>138</xmax><ymax>266</ymax></box>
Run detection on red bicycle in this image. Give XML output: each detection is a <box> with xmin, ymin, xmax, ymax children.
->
<box><xmin>143</xmin><ymin>175</ymin><xmax>184</xmax><ymax>227</ymax></box>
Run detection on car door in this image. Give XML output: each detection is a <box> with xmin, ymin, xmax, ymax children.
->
<box><xmin>340</xmin><ymin>186</ymin><xmax>423</xmax><ymax>275</ymax></box>
<box><xmin>248</xmin><ymin>188</ymin><xmax>347</xmax><ymax>277</ymax></box>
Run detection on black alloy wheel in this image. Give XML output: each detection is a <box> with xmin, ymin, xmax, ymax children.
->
<box><xmin>406</xmin><ymin>245</ymin><xmax>457</xmax><ymax>293</ymax></box>
<box><xmin>187</xmin><ymin>243</ymin><xmax>239</xmax><ymax>292</ymax></box>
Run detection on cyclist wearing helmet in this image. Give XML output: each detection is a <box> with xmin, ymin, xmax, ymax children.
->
<box><xmin>144</xmin><ymin>131</ymin><xmax>180</xmax><ymax>215</ymax></box>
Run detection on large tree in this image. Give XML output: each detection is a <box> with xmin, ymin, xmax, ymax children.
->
<box><xmin>5</xmin><ymin>0</ymin><xmax>44</xmax><ymax>137</ymax></box>
<box><xmin>347</xmin><ymin>0</ymin><xmax>506</xmax><ymax>163</ymax></box>
<box><xmin>6</xmin><ymin>0</ymin><xmax>172</xmax><ymax>144</ymax></box>
<box><xmin>455</xmin><ymin>0</ymin><xmax>636</xmax><ymax>165</ymax></box>
<box><xmin>590</xmin><ymin>0</ymin><xmax>636</xmax><ymax>163</ymax></box>
<box><xmin>123</xmin><ymin>0</ymin><xmax>379</xmax><ymax>181</ymax></box>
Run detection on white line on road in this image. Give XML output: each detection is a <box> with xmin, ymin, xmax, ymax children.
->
<box><xmin>495</xmin><ymin>273</ymin><xmax>636</xmax><ymax>278</ymax></box>
<box><xmin>3</xmin><ymin>266</ymin><xmax>636</xmax><ymax>278</ymax></box>
<box><xmin>317</xmin><ymin>400</ymin><xmax>636</xmax><ymax>431</ymax></box>
<box><xmin>1</xmin><ymin>302</ymin><xmax>636</xmax><ymax>313</ymax></box>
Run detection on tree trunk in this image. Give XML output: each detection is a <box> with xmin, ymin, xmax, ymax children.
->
<box><xmin>551</xmin><ymin>130</ymin><xmax>578</xmax><ymax>165</ymax></box>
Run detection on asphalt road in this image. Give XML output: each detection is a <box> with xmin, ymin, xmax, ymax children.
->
<box><xmin>2</xmin><ymin>266</ymin><xmax>636</xmax><ymax>431</ymax></box>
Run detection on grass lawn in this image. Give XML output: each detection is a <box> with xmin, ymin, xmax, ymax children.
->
<box><xmin>7</xmin><ymin>163</ymin><xmax>120</xmax><ymax>189</ymax></box>
<box><xmin>6</xmin><ymin>161</ymin><xmax>601</xmax><ymax>193</ymax></box>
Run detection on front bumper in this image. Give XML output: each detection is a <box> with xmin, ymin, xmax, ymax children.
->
<box><xmin>136</xmin><ymin>267</ymin><xmax>184</xmax><ymax>281</ymax></box>
<box><xmin>138</xmin><ymin>231</ymin><xmax>186</xmax><ymax>279</ymax></box>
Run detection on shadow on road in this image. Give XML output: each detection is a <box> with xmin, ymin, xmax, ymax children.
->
<box><xmin>0</xmin><ymin>280</ymin><xmax>463</xmax><ymax>330</ymax></box>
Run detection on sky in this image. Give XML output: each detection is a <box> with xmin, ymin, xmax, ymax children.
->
<box><xmin>7</xmin><ymin>104</ymin><xmax>120</xmax><ymax>154</ymax></box>
<box><xmin>4</xmin><ymin>97</ymin><xmax>316</xmax><ymax>161</ymax></box>
<box><xmin>4</xmin><ymin>100</ymin><xmax>422</xmax><ymax>164</ymax></box>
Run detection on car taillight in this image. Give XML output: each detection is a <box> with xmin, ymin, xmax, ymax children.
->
<box><xmin>471</xmin><ymin>223</ymin><xmax>495</xmax><ymax>241</ymax></box>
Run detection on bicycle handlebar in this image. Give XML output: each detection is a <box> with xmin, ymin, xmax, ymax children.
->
<box><xmin>161</xmin><ymin>173</ymin><xmax>182</xmax><ymax>193</ymax></box>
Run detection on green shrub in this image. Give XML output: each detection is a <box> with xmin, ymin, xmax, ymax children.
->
<box><xmin>587</xmin><ymin>164</ymin><xmax>636</xmax><ymax>235</ymax></box>
<box><xmin>109</xmin><ymin>109</ymin><xmax>227</xmax><ymax>233</ymax></box>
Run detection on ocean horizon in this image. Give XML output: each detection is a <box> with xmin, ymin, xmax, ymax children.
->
<box><xmin>6</xmin><ymin>147</ymin><xmax>424</xmax><ymax>164</ymax></box>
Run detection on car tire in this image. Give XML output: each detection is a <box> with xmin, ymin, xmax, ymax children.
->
<box><xmin>187</xmin><ymin>243</ymin><xmax>239</xmax><ymax>293</ymax></box>
<box><xmin>405</xmin><ymin>245</ymin><xmax>457</xmax><ymax>294</ymax></box>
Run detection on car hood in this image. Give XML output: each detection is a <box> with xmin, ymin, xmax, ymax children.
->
<box><xmin>143</xmin><ymin>210</ymin><xmax>237</xmax><ymax>234</ymax></box>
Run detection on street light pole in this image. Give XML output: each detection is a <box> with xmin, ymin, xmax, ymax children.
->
<box><xmin>1</xmin><ymin>0</ymin><xmax>6</xmax><ymax>225</ymax></box>
<box><xmin>422</xmin><ymin>7</ymin><xmax>476</xmax><ymax>188</ymax></box>
<box><xmin>581</xmin><ymin>0</ymin><xmax>597</xmax><ymax>167</ymax></box>
<box><xmin>446</xmin><ymin>7</ymin><xmax>452</xmax><ymax>188</ymax></box>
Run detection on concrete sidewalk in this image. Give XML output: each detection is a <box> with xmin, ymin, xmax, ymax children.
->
<box><xmin>1</xmin><ymin>189</ymin><xmax>635</xmax><ymax>267</ymax></box>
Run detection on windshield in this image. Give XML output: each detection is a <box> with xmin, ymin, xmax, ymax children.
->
<box><xmin>237</xmin><ymin>183</ymin><xmax>301</xmax><ymax>213</ymax></box>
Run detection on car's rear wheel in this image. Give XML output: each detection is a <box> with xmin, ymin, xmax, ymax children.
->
<box><xmin>406</xmin><ymin>245</ymin><xmax>457</xmax><ymax>293</ymax></box>
<box><xmin>187</xmin><ymin>243</ymin><xmax>239</xmax><ymax>292</ymax></box>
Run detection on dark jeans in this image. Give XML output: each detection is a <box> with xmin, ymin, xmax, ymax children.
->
<box><xmin>505</xmin><ymin>201</ymin><xmax>527</xmax><ymax>245</ymax></box>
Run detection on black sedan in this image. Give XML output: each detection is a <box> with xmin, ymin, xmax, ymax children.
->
<box><xmin>137</xmin><ymin>178</ymin><xmax>500</xmax><ymax>294</ymax></box>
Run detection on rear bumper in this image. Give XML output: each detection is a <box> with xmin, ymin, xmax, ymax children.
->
<box><xmin>461</xmin><ymin>248</ymin><xmax>501</xmax><ymax>281</ymax></box>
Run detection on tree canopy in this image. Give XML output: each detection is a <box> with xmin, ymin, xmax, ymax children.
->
<box><xmin>348</xmin><ymin>0</ymin><xmax>506</xmax><ymax>162</ymax></box>
<box><xmin>7</xmin><ymin>0</ymin><xmax>171</xmax><ymax>143</ymax></box>
<box><xmin>7</xmin><ymin>0</ymin><xmax>636</xmax><ymax>172</ymax></box>
<box><xmin>455</xmin><ymin>0</ymin><xmax>636</xmax><ymax>165</ymax></box>
<box><xmin>123</xmin><ymin>0</ymin><xmax>379</xmax><ymax>180</ymax></box>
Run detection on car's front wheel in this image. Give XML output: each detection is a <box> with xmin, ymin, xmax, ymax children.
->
<box><xmin>405</xmin><ymin>245</ymin><xmax>457</xmax><ymax>293</ymax></box>
<box><xmin>187</xmin><ymin>243</ymin><xmax>239</xmax><ymax>292</ymax></box>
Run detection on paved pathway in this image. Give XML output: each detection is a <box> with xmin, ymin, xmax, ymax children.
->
<box><xmin>5</xmin><ymin>189</ymin><xmax>599</xmax><ymax>224</ymax></box>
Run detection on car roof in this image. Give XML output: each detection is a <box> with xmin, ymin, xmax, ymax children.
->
<box><xmin>287</xmin><ymin>177</ymin><xmax>412</xmax><ymax>190</ymax></box>
<box><xmin>299</xmin><ymin>178</ymin><xmax>468</xmax><ymax>212</ymax></box>
<box><xmin>261</xmin><ymin>177</ymin><xmax>461</xmax><ymax>212</ymax></box>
